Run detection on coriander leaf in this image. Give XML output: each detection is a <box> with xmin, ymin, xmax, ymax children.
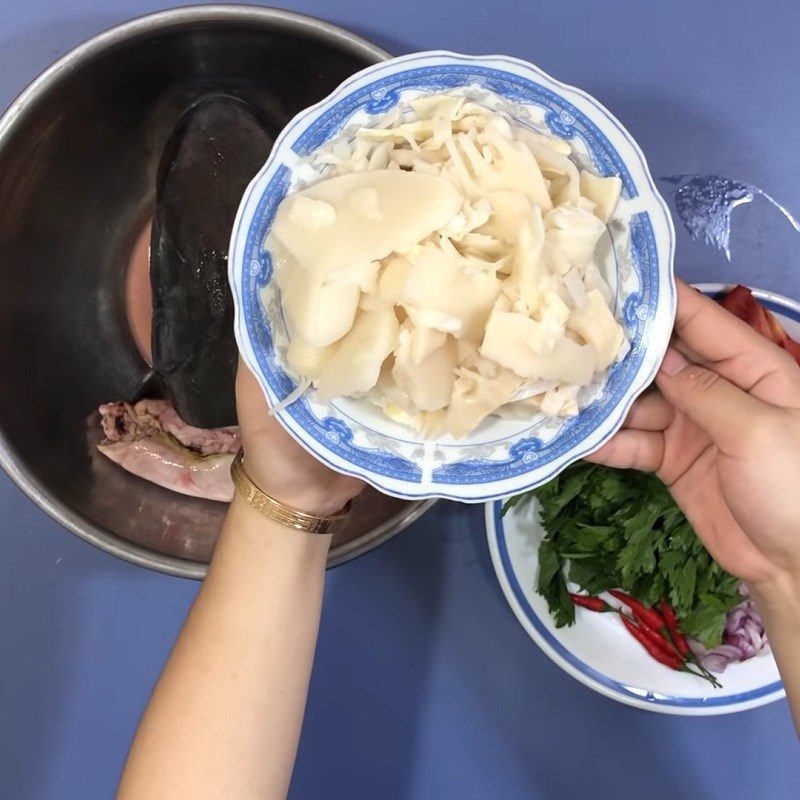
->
<box><xmin>534</xmin><ymin>462</ymin><xmax>596</xmax><ymax>530</ymax></box>
<box><xmin>660</xmin><ymin>501</ymin><xmax>685</xmax><ymax>533</ymax></box>
<box><xmin>669</xmin><ymin>521</ymin><xmax>696</xmax><ymax>553</ymax></box>
<box><xmin>593</xmin><ymin>471</ymin><xmax>637</xmax><ymax>506</ymax></box>
<box><xmin>568</xmin><ymin>556</ymin><xmax>617</xmax><ymax>596</ymax></box>
<box><xmin>537</xmin><ymin>538</ymin><xmax>574</xmax><ymax>627</ymax></box>
<box><xmin>695</xmin><ymin>565</ymin><xmax>711</xmax><ymax>598</ymax></box>
<box><xmin>616</xmin><ymin>504</ymin><xmax>661</xmax><ymax>581</ymax></box>
<box><xmin>538</xmin><ymin>537</ymin><xmax>561</xmax><ymax>586</ymax></box>
<box><xmin>657</xmin><ymin>549</ymin><xmax>685</xmax><ymax>580</ymax></box>
<box><xmin>681</xmin><ymin>596</ymin><xmax>732</xmax><ymax>649</ymax></box>
<box><xmin>671</xmin><ymin>558</ymin><xmax>697</xmax><ymax>616</ymax></box>
<box><xmin>715</xmin><ymin>572</ymin><xmax>741</xmax><ymax>599</ymax></box>
<box><xmin>570</xmin><ymin>524</ymin><xmax>618</xmax><ymax>552</ymax></box>
<box><xmin>631</xmin><ymin>573</ymin><xmax>664</xmax><ymax>608</ymax></box>
<box><xmin>552</xmin><ymin>577</ymin><xmax>574</xmax><ymax>628</ymax></box>
<box><xmin>558</xmin><ymin>522</ymin><xmax>620</xmax><ymax>557</ymax></box>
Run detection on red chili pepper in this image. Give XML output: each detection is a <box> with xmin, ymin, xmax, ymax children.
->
<box><xmin>658</xmin><ymin>598</ymin><xmax>691</xmax><ymax>658</ymax></box>
<box><xmin>620</xmin><ymin>614</ymin><xmax>684</xmax><ymax>670</ymax></box>
<box><xmin>570</xmin><ymin>593</ymin><xmax>609</xmax><ymax>612</ymax></box>
<box><xmin>629</xmin><ymin>606</ymin><xmax>685</xmax><ymax>660</ymax></box>
<box><xmin>627</xmin><ymin>605</ymin><xmax>680</xmax><ymax>656</ymax></box>
<box><xmin>620</xmin><ymin>613</ymin><xmax>720</xmax><ymax>687</ymax></box>
<box><xmin>609</xmin><ymin>589</ymin><xmax>666</xmax><ymax>631</ymax></box>
<box><xmin>657</xmin><ymin>597</ymin><xmax>679</xmax><ymax>628</ymax></box>
<box><xmin>631</xmin><ymin>612</ymin><xmax>682</xmax><ymax>659</ymax></box>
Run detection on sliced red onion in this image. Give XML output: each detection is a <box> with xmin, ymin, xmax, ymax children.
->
<box><xmin>698</xmin><ymin>593</ymin><xmax>769</xmax><ymax>673</ymax></box>
<box><xmin>744</xmin><ymin>619</ymin><xmax>767</xmax><ymax>649</ymax></box>
<box><xmin>725</xmin><ymin>605</ymin><xmax>749</xmax><ymax>632</ymax></box>
<box><xmin>701</xmin><ymin>645</ymin><xmax>742</xmax><ymax>675</ymax></box>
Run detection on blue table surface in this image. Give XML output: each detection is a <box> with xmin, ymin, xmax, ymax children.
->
<box><xmin>2</xmin><ymin>1</ymin><xmax>799</xmax><ymax>797</ymax></box>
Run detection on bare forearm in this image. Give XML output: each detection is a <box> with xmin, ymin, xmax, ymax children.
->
<box><xmin>118</xmin><ymin>498</ymin><xmax>331</xmax><ymax>799</ymax></box>
<box><xmin>751</xmin><ymin>576</ymin><xmax>800</xmax><ymax>735</ymax></box>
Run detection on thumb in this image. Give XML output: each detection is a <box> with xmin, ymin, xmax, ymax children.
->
<box><xmin>656</xmin><ymin>347</ymin><xmax>769</xmax><ymax>455</ymax></box>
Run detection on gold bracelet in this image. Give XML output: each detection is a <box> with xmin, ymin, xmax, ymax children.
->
<box><xmin>230</xmin><ymin>449</ymin><xmax>351</xmax><ymax>535</ymax></box>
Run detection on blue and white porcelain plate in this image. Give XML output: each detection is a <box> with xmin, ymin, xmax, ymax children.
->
<box><xmin>486</xmin><ymin>283</ymin><xmax>791</xmax><ymax>715</ymax></box>
<box><xmin>229</xmin><ymin>51</ymin><xmax>676</xmax><ymax>502</ymax></box>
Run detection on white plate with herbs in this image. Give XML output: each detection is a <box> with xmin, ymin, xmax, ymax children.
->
<box><xmin>485</xmin><ymin>284</ymin><xmax>793</xmax><ymax>715</ymax></box>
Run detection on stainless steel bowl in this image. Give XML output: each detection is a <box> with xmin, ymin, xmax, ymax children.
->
<box><xmin>0</xmin><ymin>5</ymin><xmax>434</xmax><ymax>578</ymax></box>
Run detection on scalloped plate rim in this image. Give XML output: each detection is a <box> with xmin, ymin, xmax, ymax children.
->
<box><xmin>229</xmin><ymin>51</ymin><xmax>676</xmax><ymax>502</ymax></box>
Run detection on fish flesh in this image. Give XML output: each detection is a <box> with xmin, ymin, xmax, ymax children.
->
<box><xmin>719</xmin><ymin>285</ymin><xmax>800</xmax><ymax>364</ymax></box>
<box><xmin>150</xmin><ymin>94</ymin><xmax>275</xmax><ymax>428</ymax></box>
<box><xmin>97</xmin><ymin>400</ymin><xmax>240</xmax><ymax>502</ymax></box>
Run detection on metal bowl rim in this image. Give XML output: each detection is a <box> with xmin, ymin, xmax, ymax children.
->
<box><xmin>0</xmin><ymin>4</ymin><xmax>422</xmax><ymax>579</ymax></box>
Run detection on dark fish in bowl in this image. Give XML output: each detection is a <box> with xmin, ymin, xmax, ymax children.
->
<box><xmin>98</xmin><ymin>94</ymin><xmax>274</xmax><ymax>498</ymax></box>
<box><xmin>151</xmin><ymin>94</ymin><xmax>275</xmax><ymax>429</ymax></box>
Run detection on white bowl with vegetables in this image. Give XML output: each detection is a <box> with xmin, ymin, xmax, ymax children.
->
<box><xmin>229</xmin><ymin>51</ymin><xmax>675</xmax><ymax>501</ymax></box>
<box><xmin>485</xmin><ymin>284</ymin><xmax>795</xmax><ymax>715</ymax></box>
